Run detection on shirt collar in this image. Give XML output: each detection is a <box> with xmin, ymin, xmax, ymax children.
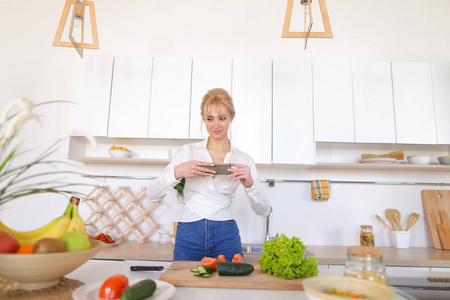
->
<box><xmin>196</xmin><ymin>138</ymin><xmax>236</xmax><ymax>155</ymax></box>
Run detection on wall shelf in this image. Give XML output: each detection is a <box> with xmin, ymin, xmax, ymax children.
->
<box><xmin>68</xmin><ymin>156</ymin><xmax>450</xmax><ymax>172</ymax></box>
<box><xmin>313</xmin><ymin>162</ymin><xmax>450</xmax><ymax>172</ymax></box>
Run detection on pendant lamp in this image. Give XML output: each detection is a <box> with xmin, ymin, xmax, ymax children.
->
<box><xmin>53</xmin><ymin>0</ymin><xmax>99</xmax><ymax>58</ymax></box>
<box><xmin>282</xmin><ymin>0</ymin><xmax>333</xmax><ymax>49</ymax></box>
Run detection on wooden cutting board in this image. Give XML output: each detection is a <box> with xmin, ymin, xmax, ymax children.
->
<box><xmin>159</xmin><ymin>261</ymin><xmax>305</xmax><ymax>290</ymax></box>
<box><xmin>437</xmin><ymin>210</ymin><xmax>450</xmax><ymax>250</ymax></box>
<box><xmin>421</xmin><ymin>190</ymin><xmax>450</xmax><ymax>250</ymax></box>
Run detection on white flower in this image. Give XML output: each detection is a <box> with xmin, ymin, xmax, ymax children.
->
<box><xmin>0</xmin><ymin>98</ymin><xmax>95</xmax><ymax>206</ymax></box>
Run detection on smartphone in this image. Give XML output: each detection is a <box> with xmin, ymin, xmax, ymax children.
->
<box><xmin>205</xmin><ymin>163</ymin><xmax>231</xmax><ymax>175</ymax></box>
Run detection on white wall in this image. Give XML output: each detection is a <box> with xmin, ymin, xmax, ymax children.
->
<box><xmin>1</xmin><ymin>0</ymin><xmax>450</xmax><ymax>248</ymax></box>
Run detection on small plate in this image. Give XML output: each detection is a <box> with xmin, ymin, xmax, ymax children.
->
<box><xmin>72</xmin><ymin>278</ymin><xmax>175</xmax><ymax>300</ymax></box>
<box><xmin>102</xmin><ymin>240</ymin><xmax>120</xmax><ymax>247</ymax></box>
<box><xmin>359</xmin><ymin>158</ymin><xmax>397</xmax><ymax>164</ymax></box>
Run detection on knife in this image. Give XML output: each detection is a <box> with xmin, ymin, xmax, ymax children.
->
<box><xmin>130</xmin><ymin>266</ymin><xmax>179</xmax><ymax>271</ymax></box>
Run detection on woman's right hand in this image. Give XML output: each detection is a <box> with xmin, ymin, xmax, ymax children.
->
<box><xmin>174</xmin><ymin>161</ymin><xmax>215</xmax><ymax>180</ymax></box>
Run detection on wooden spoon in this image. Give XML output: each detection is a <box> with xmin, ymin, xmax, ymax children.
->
<box><xmin>385</xmin><ymin>209</ymin><xmax>397</xmax><ymax>231</ymax></box>
<box><xmin>393</xmin><ymin>209</ymin><xmax>403</xmax><ymax>231</ymax></box>
<box><xmin>376</xmin><ymin>215</ymin><xmax>392</xmax><ymax>231</ymax></box>
<box><xmin>405</xmin><ymin>212</ymin><xmax>420</xmax><ymax>231</ymax></box>
<box><xmin>361</xmin><ymin>150</ymin><xmax>404</xmax><ymax>160</ymax></box>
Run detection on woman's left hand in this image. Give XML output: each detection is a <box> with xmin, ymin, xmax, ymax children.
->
<box><xmin>228</xmin><ymin>163</ymin><xmax>253</xmax><ymax>188</ymax></box>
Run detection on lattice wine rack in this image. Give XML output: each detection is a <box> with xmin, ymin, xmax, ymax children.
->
<box><xmin>82</xmin><ymin>185</ymin><xmax>161</xmax><ymax>244</ymax></box>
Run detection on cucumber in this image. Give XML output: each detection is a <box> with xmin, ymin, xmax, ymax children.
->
<box><xmin>216</xmin><ymin>262</ymin><xmax>254</xmax><ymax>276</ymax></box>
<box><xmin>120</xmin><ymin>279</ymin><xmax>156</xmax><ymax>300</ymax></box>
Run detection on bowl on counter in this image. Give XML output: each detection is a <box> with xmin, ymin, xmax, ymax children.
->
<box><xmin>0</xmin><ymin>239</ymin><xmax>103</xmax><ymax>290</ymax></box>
<box><xmin>303</xmin><ymin>276</ymin><xmax>396</xmax><ymax>300</ymax></box>
<box><xmin>438</xmin><ymin>156</ymin><xmax>450</xmax><ymax>165</ymax></box>
<box><xmin>407</xmin><ymin>155</ymin><xmax>431</xmax><ymax>165</ymax></box>
<box><xmin>109</xmin><ymin>149</ymin><xmax>131</xmax><ymax>158</ymax></box>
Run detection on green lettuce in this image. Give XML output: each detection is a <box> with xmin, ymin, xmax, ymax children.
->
<box><xmin>258</xmin><ymin>234</ymin><xmax>319</xmax><ymax>279</ymax></box>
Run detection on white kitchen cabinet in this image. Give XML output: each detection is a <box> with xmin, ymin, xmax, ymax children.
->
<box><xmin>69</xmin><ymin>55</ymin><xmax>114</xmax><ymax>137</ymax></box>
<box><xmin>313</xmin><ymin>60</ymin><xmax>354</xmax><ymax>142</ymax></box>
<box><xmin>431</xmin><ymin>62</ymin><xmax>450</xmax><ymax>145</ymax></box>
<box><xmin>148</xmin><ymin>57</ymin><xmax>192</xmax><ymax>139</ymax></box>
<box><xmin>108</xmin><ymin>56</ymin><xmax>153</xmax><ymax>138</ymax></box>
<box><xmin>231</xmin><ymin>59</ymin><xmax>272</xmax><ymax>164</ymax></box>
<box><xmin>190</xmin><ymin>58</ymin><xmax>232</xmax><ymax>139</ymax></box>
<box><xmin>272</xmin><ymin>59</ymin><xmax>315</xmax><ymax>164</ymax></box>
<box><xmin>352</xmin><ymin>61</ymin><xmax>396</xmax><ymax>143</ymax></box>
<box><xmin>391</xmin><ymin>62</ymin><xmax>437</xmax><ymax>144</ymax></box>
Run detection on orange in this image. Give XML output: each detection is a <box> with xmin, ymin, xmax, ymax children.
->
<box><xmin>16</xmin><ymin>243</ymin><xmax>35</xmax><ymax>254</ymax></box>
<box><xmin>83</xmin><ymin>233</ymin><xmax>91</xmax><ymax>239</ymax></box>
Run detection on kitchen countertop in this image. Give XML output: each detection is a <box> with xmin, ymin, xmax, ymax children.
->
<box><xmin>66</xmin><ymin>260</ymin><xmax>425</xmax><ymax>300</ymax></box>
<box><xmin>95</xmin><ymin>241</ymin><xmax>450</xmax><ymax>268</ymax></box>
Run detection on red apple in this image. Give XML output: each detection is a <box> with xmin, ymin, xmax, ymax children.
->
<box><xmin>0</xmin><ymin>230</ymin><xmax>20</xmax><ymax>253</ymax></box>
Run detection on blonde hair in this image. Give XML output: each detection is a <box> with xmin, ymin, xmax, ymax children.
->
<box><xmin>201</xmin><ymin>88</ymin><xmax>235</xmax><ymax>119</ymax></box>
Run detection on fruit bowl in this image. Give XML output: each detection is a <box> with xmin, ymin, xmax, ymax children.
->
<box><xmin>303</xmin><ymin>276</ymin><xmax>396</xmax><ymax>300</ymax></box>
<box><xmin>0</xmin><ymin>239</ymin><xmax>103</xmax><ymax>290</ymax></box>
<box><xmin>109</xmin><ymin>149</ymin><xmax>131</xmax><ymax>158</ymax></box>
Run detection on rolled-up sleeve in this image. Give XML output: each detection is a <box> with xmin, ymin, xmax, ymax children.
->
<box><xmin>146</xmin><ymin>153</ymin><xmax>184</xmax><ymax>202</ymax></box>
<box><xmin>243</xmin><ymin>160</ymin><xmax>271</xmax><ymax>216</ymax></box>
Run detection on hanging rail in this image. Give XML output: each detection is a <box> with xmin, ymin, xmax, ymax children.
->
<box><xmin>261</xmin><ymin>179</ymin><xmax>450</xmax><ymax>187</ymax></box>
<box><xmin>82</xmin><ymin>174</ymin><xmax>450</xmax><ymax>187</ymax></box>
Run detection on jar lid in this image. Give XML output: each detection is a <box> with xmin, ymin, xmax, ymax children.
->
<box><xmin>347</xmin><ymin>246</ymin><xmax>383</xmax><ymax>258</ymax></box>
<box><xmin>360</xmin><ymin>225</ymin><xmax>373</xmax><ymax>229</ymax></box>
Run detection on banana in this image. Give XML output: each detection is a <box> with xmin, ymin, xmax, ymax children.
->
<box><xmin>0</xmin><ymin>202</ymin><xmax>72</xmax><ymax>242</ymax></box>
<box><xmin>65</xmin><ymin>197</ymin><xmax>85</xmax><ymax>233</ymax></box>
<box><xmin>15</xmin><ymin>202</ymin><xmax>73</xmax><ymax>246</ymax></box>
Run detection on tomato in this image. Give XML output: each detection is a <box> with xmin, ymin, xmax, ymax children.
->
<box><xmin>232</xmin><ymin>253</ymin><xmax>245</xmax><ymax>263</ymax></box>
<box><xmin>217</xmin><ymin>255</ymin><xmax>226</xmax><ymax>262</ymax></box>
<box><xmin>98</xmin><ymin>274</ymin><xmax>129</xmax><ymax>299</ymax></box>
<box><xmin>200</xmin><ymin>256</ymin><xmax>218</xmax><ymax>269</ymax></box>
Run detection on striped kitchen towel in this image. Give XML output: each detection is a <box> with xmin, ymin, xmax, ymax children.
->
<box><xmin>311</xmin><ymin>180</ymin><xmax>330</xmax><ymax>202</ymax></box>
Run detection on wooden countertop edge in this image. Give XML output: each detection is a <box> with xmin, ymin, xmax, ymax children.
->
<box><xmin>92</xmin><ymin>242</ymin><xmax>450</xmax><ymax>268</ymax></box>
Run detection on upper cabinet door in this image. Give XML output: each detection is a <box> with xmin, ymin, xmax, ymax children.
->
<box><xmin>352</xmin><ymin>61</ymin><xmax>396</xmax><ymax>143</ymax></box>
<box><xmin>313</xmin><ymin>60</ymin><xmax>354</xmax><ymax>142</ymax></box>
<box><xmin>231</xmin><ymin>59</ymin><xmax>272</xmax><ymax>164</ymax></box>
<box><xmin>70</xmin><ymin>55</ymin><xmax>113</xmax><ymax>137</ymax></box>
<box><xmin>431</xmin><ymin>62</ymin><xmax>450</xmax><ymax>144</ymax></box>
<box><xmin>190</xmin><ymin>58</ymin><xmax>232</xmax><ymax>139</ymax></box>
<box><xmin>273</xmin><ymin>59</ymin><xmax>314</xmax><ymax>165</ymax></box>
<box><xmin>148</xmin><ymin>57</ymin><xmax>192</xmax><ymax>139</ymax></box>
<box><xmin>108</xmin><ymin>56</ymin><xmax>153</xmax><ymax>138</ymax></box>
<box><xmin>392</xmin><ymin>62</ymin><xmax>437</xmax><ymax>144</ymax></box>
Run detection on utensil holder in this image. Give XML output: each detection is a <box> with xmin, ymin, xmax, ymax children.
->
<box><xmin>389</xmin><ymin>231</ymin><xmax>411</xmax><ymax>248</ymax></box>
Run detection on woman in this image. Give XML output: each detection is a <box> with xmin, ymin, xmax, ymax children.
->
<box><xmin>147</xmin><ymin>88</ymin><xmax>270</xmax><ymax>261</ymax></box>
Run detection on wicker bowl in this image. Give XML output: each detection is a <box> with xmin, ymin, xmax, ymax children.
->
<box><xmin>303</xmin><ymin>276</ymin><xmax>396</xmax><ymax>300</ymax></box>
<box><xmin>0</xmin><ymin>239</ymin><xmax>103</xmax><ymax>290</ymax></box>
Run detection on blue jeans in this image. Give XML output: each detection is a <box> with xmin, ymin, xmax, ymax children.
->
<box><xmin>173</xmin><ymin>219</ymin><xmax>243</xmax><ymax>262</ymax></box>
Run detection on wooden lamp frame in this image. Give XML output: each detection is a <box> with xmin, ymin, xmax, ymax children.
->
<box><xmin>53</xmin><ymin>0</ymin><xmax>99</xmax><ymax>58</ymax></box>
<box><xmin>282</xmin><ymin>0</ymin><xmax>333</xmax><ymax>39</ymax></box>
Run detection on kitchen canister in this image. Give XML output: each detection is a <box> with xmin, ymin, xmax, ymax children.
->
<box><xmin>360</xmin><ymin>225</ymin><xmax>375</xmax><ymax>247</ymax></box>
<box><xmin>344</xmin><ymin>246</ymin><xmax>387</xmax><ymax>285</ymax></box>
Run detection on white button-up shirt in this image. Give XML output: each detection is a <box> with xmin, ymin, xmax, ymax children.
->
<box><xmin>146</xmin><ymin>139</ymin><xmax>270</xmax><ymax>221</ymax></box>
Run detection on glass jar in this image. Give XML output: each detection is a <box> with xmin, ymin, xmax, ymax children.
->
<box><xmin>159</xmin><ymin>230</ymin><xmax>169</xmax><ymax>245</ymax></box>
<box><xmin>344</xmin><ymin>246</ymin><xmax>387</xmax><ymax>285</ymax></box>
<box><xmin>360</xmin><ymin>225</ymin><xmax>375</xmax><ymax>247</ymax></box>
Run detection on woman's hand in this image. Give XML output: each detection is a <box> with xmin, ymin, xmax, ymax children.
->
<box><xmin>228</xmin><ymin>163</ymin><xmax>253</xmax><ymax>188</ymax></box>
<box><xmin>174</xmin><ymin>161</ymin><xmax>215</xmax><ymax>180</ymax></box>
